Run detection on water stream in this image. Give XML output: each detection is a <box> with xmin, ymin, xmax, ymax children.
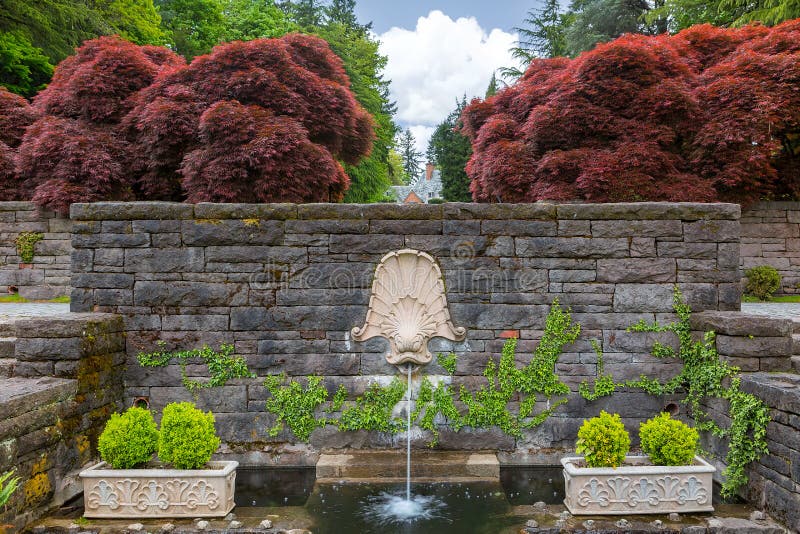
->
<box><xmin>406</xmin><ymin>363</ymin><xmax>412</xmax><ymax>502</ymax></box>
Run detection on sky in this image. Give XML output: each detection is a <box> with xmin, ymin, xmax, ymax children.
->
<box><xmin>353</xmin><ymin>2</ymin><xmax>546</xmax><ymax>158</ymax></box>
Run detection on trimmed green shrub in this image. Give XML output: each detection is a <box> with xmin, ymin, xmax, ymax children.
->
<box><xmin>745</xmin><ymin>265</ymin><xmax>781</xmax><ymax>300</ymax></box>
<box><xmin>158</xmin><ymin>402</ymin><xmax>220</xmax><ymax>469</ymax></box>
<box><xmin>97</xmin><ymin>406</ymin><xmax>158</xmax><ymax>469</ymax></box>
<box><xmin>427</xmin><ymin>198</ymin><xmax>445</xmax><ymax>204</ymax></box>
<box><xmin>639</xmin><ymin>412</ymin><xmax>699</xmax><ymax>466</ymax></box>
<box><xmin>576</xmin><ymin>411</ymin><xmax>631</xmax><ymax>468</ymax></box>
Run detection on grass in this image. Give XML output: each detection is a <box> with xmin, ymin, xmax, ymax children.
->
<box><xmin>742</xmin><ymin>294</ymin><xmax>800</xmax><ymax>303</ymax></box>
<box><xmin>0</xmin><ymin>294</ymin><xmax>70</xmax><ymax>304</ymax></box>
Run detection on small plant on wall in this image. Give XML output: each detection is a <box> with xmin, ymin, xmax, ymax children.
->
<box><xmin>14</xmin><ymin>231</ymin><xmax>43</xmax><ymax>263</ymax></box>
<box><xmin>744</xmin><ymin>265</ymin><xmax>781</xmax><ymax>300</ymax></box>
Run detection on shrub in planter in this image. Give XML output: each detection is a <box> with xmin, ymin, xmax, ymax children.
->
<box><xmin>745</xmin><ymin>265</ymin><xmax>781</xmax><ymax>300</ymax></box>
<box><xmin>575</xmin><ymin>410</ymin><xmax>630</xmax><ymax>468</ymax></box>
<box><xmin>639</xmin><ymin>412</ymin><xmax>698</xmax><ymax>466</ymax></box>
<box><xmin>97</xmin><ymin>406</ymin><xmax>158</xmax><ymax>469</ymax></box>
<box><xmin>158</xmin><ymin>402</ymin><xmax>220</xmax><ymax>469</ymax></box>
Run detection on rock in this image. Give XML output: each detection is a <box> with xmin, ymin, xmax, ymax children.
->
<box><xmin>669</xmin><ymin>512</ymin><xmax>681</xmax><ymax>522</ymax></box>
<box><xmin>196</xmin><ymin>520</ymin><xmax>211</xmax><ymax>531</ymax></box>
<box><xmin>126</xmin><ymin>524</ymin><xmax>144</xmax><ymax>532</ymax></box>
<box><xmin>750</xmin><ymin>510</ymin><xmax>766</xmax><ymax>522</ymax></box>
<box><xmin>160</xmin><ymin>524</ymin><xmax>175</xmax><ymax>533</ymax></box>
<box><xmin>525</xmin><ymin>519</ymin><xmax>539</xmax><ymax>528</ymax></box>
<box><xmin>229</xmin><ymin>521</ymin><xmax>243</xmax><ymax>529</ymax></box>
<box><xmin>225</xmin><ymin>513</ymin><xmax>237</xmax><ymax>521</ymax></box>
<box><xmin>533</xmin><ymin>501</ymin><xmax>547</xmax><ymax>511</ymax></box>
<box><xmin>555</xmin><ymin>519</ymin><xmax>566</xmax><ymax>528</ymax></box>
<box><xmin>260</xmin><ymin>519</ymin><xmax>274</xmax><ymax>529</ymax></box>
<box><xmin>582</xmin><ymin>519</ymin><xmax>595</xmax><ymax>530</ymax></box>
<box><xmin>652</xmin><ymin>519</ymin><xmax>663</xmax><ymax>529</ymax></box>
<box><xmin>615</xmin><ymin>519</ymin><xmax>630</xmax><ymax>528</ymax></box>
<box><xmin>707</xmin><ymin>518</ymin><xmax>724</xmax><ymax>528</ymax></box>
<box><xmin>559</xmin><ymin>510</ymin><xmax>571</xmax><ymax>520</ymax></box>
<box><xmin>67</xmin><ymin>525</ymin><xmax>80</xmax><ymax>534</ymax></box>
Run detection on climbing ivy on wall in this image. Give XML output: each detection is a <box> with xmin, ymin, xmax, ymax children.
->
<box><xmin>578</xmin><ymin>287</ymin><xmax>770</xmax><ymax>498</ymax></box>
<box><xmin>14</xmin><ymin>231</ymin><xmax>43</xmax><ymax>263</ymax></box>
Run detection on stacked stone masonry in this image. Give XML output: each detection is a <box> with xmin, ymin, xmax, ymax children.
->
<box><xmin>741</xmin><ymin>201</ymin><xmax>800</xmax><ymax>295</ymax></box>
<box><xmin>69</xmin><ymin>201</ymin><xmax>742</xmax><ymax>459</ymax></box>
<box><xmin>0</xmin><ymin>201</ymin><xmax>71</xmax><ymax>300</ymax></box>
<box><xmin>0</xmin><ymin>314</ymin><xmax>125</xmax><ymax>531</ymax></box>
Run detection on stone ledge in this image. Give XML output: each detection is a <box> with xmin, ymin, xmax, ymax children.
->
<box><xmin>557</xmin><ymin>202</ymin><xmax>740</xmax><ymax>221</ymax></box>
<box><xmin>691</xmin><ymin>311</ymin><xmax>792</xmax><ymax>337</ymax></box>
<box><xmin>71</xmin><ymin>202</ymin><xmax>195</xmax><ymax>221</ymax></box>
<box><xmin>740</xmin><ymin>373</ymin><xmax>800</xmax><ymax>415</ymax></box>
<box><xmin>13</xmin><ymin>313</ymin><xmax>124</xmax><ymax>338</ymax></box>
<box><xmin>0</xmin><ymin>376</ymin><xmax>76</xmax><ymax>422</ymax></box>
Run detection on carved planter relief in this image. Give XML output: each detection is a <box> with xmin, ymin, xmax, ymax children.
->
<box><xmin>80</xmin><ymin>461</ymin><xmax>237</xmax><ymax>518</ymax></box>
<box><xmin>352</xmin><ymin>249</ymin><xmax>465</xmax><ymax>368</ymax></box>
<box><xmin>561</xmin><ymin>456</ymin><xmax>715</xmax><ymax>515</ymax></box>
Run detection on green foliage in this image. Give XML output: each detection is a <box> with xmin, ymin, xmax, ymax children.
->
<box><xmin>619</xmin><ymin>287</ymin><xmax>770</xmax><ymax>497</ymax></box>
<box><xmin>576</xmin><ymin>411</ymin><xmax>631</xmax><ymax>468</ymax></box>
<box><xmin>263</xmin><ymin>374</ymin><xmax>330</xmax><ymax>441</ymax></box>
<box><xmin>427</xmin><ymin>96</ymin><xmax>473</xmax><ymax>202</ymax></box>
<box><xmin>97</xmin><ymin>406</ymin><xmax>159</xmax><ymax>469</ymax></box>
<box><xmin>502</xmin><ymin>0</ymin><xmax>570</xmax><ymax>79</ymax></box>
<box><xmin>0</xmin><ymin>0</ymin><xmax>166</xmax><ymax>65</ymax></box>
<box><xmin>0</xmin><ymin>470</ymin><xmax>20</xmax><ymax>507</ymax></box>
<box><xmin>639</xmin><ymin>412</ymin><xmax>699</xmax><ymax>466</ymax></box>
<box><xmin>565</xmin><ymin>0</ymin><xmax>654</xmax><ymax>56</ymax></box>
<box><xmin>579</xmin><ymin>340</ymin><xmax>617</xmax><ymax>401</ymax></box>
<box><xmin>436</xmin><ymin>352</ymin><xmax>457</xmax><ymax>374</ymax></box>
<box><xmin>137</xmin><ymin>342</ymin><xmax>255</xmax><ymax>393</ymax></box>
<box><xmin>339</xmin><ymin>379</ymin><xmax>406</xmax><ymax>433</ymax></box>
<box><xmin>646</xmin><ymin>0</ymin><xmax>800</xmax><ymax>30</ymax></box>
<box><xmin>156</xmin><ymin>0</ymin><xmax>225</xmax><ymax>59</ymax></box>
<box><xmin>221</xmin><ymin>0</ymin><xmax>295</xmax><ymax>41</ymax></box>
<box><xmin>0</xmin><ymin>32</ymin><xmax>53</xmax><ymax>97</ymax></box>
<box><xmin>397</xmin><ymin>128</ymin><xmax>423</xmax><ymax>181</ymax></box>
<box><xmin>745</xmin><ymin>265</ymin><xmax>782</xmax><ymax>300</ymax></box>
<box><xmin>158</xmin><ymin>402</ymin><xmax>220</xmax><ymax>469</ymax></box>
<box><xmin>14</xmin><ymin>231</ymin><xmax>43</xmax><ymax>263</ymax></box>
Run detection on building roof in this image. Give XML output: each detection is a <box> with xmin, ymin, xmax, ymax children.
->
<box><xmin>388</xmin><ymin>167</ymin><xmax>443</xmax><ymax>204</ymax></box>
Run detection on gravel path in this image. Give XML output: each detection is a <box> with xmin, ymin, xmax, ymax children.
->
<box><xmin>0</xmin><ymin>302</ymin><xmax>71</xmax><ymax>320</ymax></box>
<box><xmin>741</xmin><ymin>302</ymin><xmax>800</xmax><ymax>321</ymax></box>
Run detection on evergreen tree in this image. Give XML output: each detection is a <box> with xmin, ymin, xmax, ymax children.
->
<box><xmin>427</xmin><ymin>97</ymin><xmax>472</xmax><ymax>202</ymax></box>
<box><xmin>397</xmin><ymin>128</ymin><xmax>422</xmax><ymax>181</ymax></box>
<box><xmin>485</xmin><ymin>73</ymin><xmax>499</xmax><ymax>98</ymax></box>
<box><xmin>501</xmin><ymin>0</ymin><xmax>570</xmax><ymax>80</ymax></box>
<box><xmin>0</xmin><ymin>32</ymin><xmax>54</xmax><ymax>97</ymax></box>
<box><xmin>564</xmin><ymin>0</ymin><xmax>651</xmax><ymax>56</ymax></box>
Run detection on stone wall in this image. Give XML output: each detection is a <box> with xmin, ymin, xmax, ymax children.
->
<box><xmin>68</xmin><ymin>201</ymin><xmax>742</xmax><ymax>462</ymax></box>
<box><xmin>0</xmin><ymin>314</ymin><xmax>125</xmax><ymax>531</ymax></box>
<box><xmin>741</xmin><ymin>201</ymin><xmax>800</xmax><ymax>295</ymax></box>
<box><xmin>0</xmin><ymin>201</ymin><xmax>71</xmax><ymax>300</ymax></box>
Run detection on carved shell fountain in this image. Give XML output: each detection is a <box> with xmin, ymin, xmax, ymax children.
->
<box><xmin>352</xmin><ymin>249</ymin><xmax>466</xmax><ymax>368</ymax></box>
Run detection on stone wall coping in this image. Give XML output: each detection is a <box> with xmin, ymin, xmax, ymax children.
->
<box><xmin>691</xmin><ymin>311</ymin><xmax>792</xmax><ymax>337</ymax></box>
<box><xmin>0</xmin><ymin>376</ymin><xmax>76</xmax><ymax>421</ymax></box>
<box><xmin>70</xmin><ymin>201</ymin><xmax>742</xmax><ymax>221</ymax></box>
<box><xmin>746</xmin><ymin>201</ymin><xmax>800</xmax><ymax>210</ymax></box>
<box><xmin>13</xmin><ymin>313</ymin><xmax>124</xmax><ymax>338</ymax></box>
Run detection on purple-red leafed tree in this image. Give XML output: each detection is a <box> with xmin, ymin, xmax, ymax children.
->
<box><xmin>0</xmin><ymin>87</ymin><xmax>39</xmax><ymax>199</ymax></box>
<box><xmin>125</xmin><ymin>33</ymin><xmax>374</xmax><ymax>203</ymax></box>
<box><xmin>462</xmin><ymin>21</ymin><xmax>800</xmax><ymax>204</ymax></box>
<box><xmin>15</xmin><ymin>36</ymin><xmax>183</xmax><ymax>213</ymax></box>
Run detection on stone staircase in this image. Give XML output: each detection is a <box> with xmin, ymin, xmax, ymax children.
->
<box><xmin>0</xmin><ymin>319</ymin><xmax>16</xmax><ymax>377</ymax></box>
<box><xmin>792</xmin><ymin>319</ymin><xmax>800</xmax><ymax>373</ymax></box>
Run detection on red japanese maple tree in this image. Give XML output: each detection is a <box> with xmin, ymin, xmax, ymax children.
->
<box><xmin>0</xmin><ymin>87</ymin><xmax>39</xmax><ymax>199</ymax></box>
<box><xmin>15</xmin><ymin>36</ymin><xmax>184</xmax><ymax>213</ymax></box>
<box><xmin>125</xmin><ymin>34</ymin><xmax>374</xmax><ymax>203</ymax></box>
<box><xmin>462</xmin><ymin>21</ymin><xmax>800</xmax><ymax>204</ymax></box>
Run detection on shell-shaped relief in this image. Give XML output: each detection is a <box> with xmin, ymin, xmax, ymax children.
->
<box><xmin>352</xmin><ymin>249</ymin><xmax>466</xmax><ymax>367</ymax></box>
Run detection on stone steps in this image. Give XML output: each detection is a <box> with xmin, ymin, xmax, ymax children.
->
<box><xmin>0</xmin><ymin>335</ymin><xmax>16</xmax><ymax>377</ymax></box>
<box><xmin>793</xmin><ymin>329</ymin><xmax>800</xmax><ymax>373</ymax></box>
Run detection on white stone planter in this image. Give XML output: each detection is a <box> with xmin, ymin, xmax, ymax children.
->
<box><xmin>561</xmin><ymin>455</ymin><xmax>715</xmax><ymax>515</ymax></box>
<box><xmin>80</xmin><ymin>460</ymin><xmax>237</xmax><ymax>518</ymax></box>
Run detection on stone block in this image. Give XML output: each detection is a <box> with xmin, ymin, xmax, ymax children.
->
<box><xmin>691</xmin><ymin>312</ymin><xmax>791</xmax><ymax>337</ymax></box>
<box><xmin>683</xmin><ymin>220</ymin><xmax>739</xmax><ymax>242</ymax></box>
<box><xmin>329</xmin><ymin>234</ymin><xmax>404</xmax><ymax>254</ymax></box>
<box><xmin>71</xmin><ymin>202</ymin><xmax>194</xmax><ymax>220</ymax></box>
<box><xmin>480</xmin><ymin>220</ymin><xmax>557</xmax><ymax>236</ymax></box>
<box><xmin>444</xmin><ymin>220</ymin><xmax>481</xmax><ymax>235</ymax></box>
<box><xmin>72</xmin><ymin>233</ymin><xmax>150</xmax><ymax>248</ymax></box>
<box><xmin>194</xmin><ymin>203</ymin><xmax>297</xmax><ymax>220</ymax></box>
<box><xmin>613</xmin><ymin>284</ymin><xmax>674</xmax><ymax>312</ymax></box>
<box><xmin>124</xmin><ymin>248</ymin><xmax>204</xmax><ymax>272</ymax></box>
<box><xmin>591</xmin><ymin>219</ymin><xmax>683</xmax><ymax>238</ymax></box>
<box><xmin>182</xmin><ymin>219</ymin><xmax>283</xmax><ymax>245</ymax></box>
<box><xmin>556</xmin><ymin>202</ymin><xmax>739</xmax><ymax>221</ymax></box>
<box><xmin>133</xmin><ymin>281</ymin><xmax>248</xmax><ymax>307</ymax></box>
<box><xmin>72</xmin><ymin>273</ymin><xmax>133</xmax><ymax>289</ymax></box>
<box><xmin>597</xmin><ymin>258</ymin><xmax>675</xmax><ymax>283</ymax></box>
<box><xmin>557</xmin><ymin>220</ymin><xmax>591</xmax><ymax>237</ymax></box>
<box><xmin>715</xmin><ymin>335</ymin><xmax>792</xmax><ymax>358</ymax></box>
<box><xmin>148</xmin><ymin>386</ymin><xmax>247</xmax><ymax>413</ymax></box>
<box><xmin>248</xmin><ymin>353</ymin><xmax>360</xmax><ymax>375</ymax></box>
<box><xmin>286</xmin><ymin>219</ymin><xmax>369</xmax><ymax>234</ymax></box>
<box><xmin>370</xmin><ymin>220</ymin><xmax>442</xmax><ymax>234</ymax></box>
<box><xmin>443</xmin><ymin>203</ymin><xmax>556</xmax><ymax>220</ymax></box>
<box><xmin>657</xmin><ymin>241</ymin><xmax>717</xmax><ymax>259</ymax></box>
<box><xmin>205</xmin><ymin>245</ymin><xmax>305</xmax><ymax>264</ymax></box>
<box><xmin>515</xmin><ymin>237</ymin><xmax>629</xmax><ymax>258</ymax></box>
<box><xmin>161</xmin><ymin>314</ymin><xmax>228</xmax><ymax>331</ymax></box>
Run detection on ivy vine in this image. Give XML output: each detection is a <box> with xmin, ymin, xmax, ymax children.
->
<box><xmin>137</xmin><ymin>342</ymin><xmax>255</xmax><ymax>393</ymax></box>
<box><xmin>579</xmin><ymin>287</ymin><xmax>770</xmax><ymax>498</ymax></box>
<box><xmin>15</xmin><ymin>231</ymin><xmax>43</xmax><ymax>263</ymax></box>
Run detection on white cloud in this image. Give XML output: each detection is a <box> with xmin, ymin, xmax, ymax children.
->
<box><xmin>378</xmin><ymin>10</ymin><xmax>517</xmax><ymax>153</ymax></box>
